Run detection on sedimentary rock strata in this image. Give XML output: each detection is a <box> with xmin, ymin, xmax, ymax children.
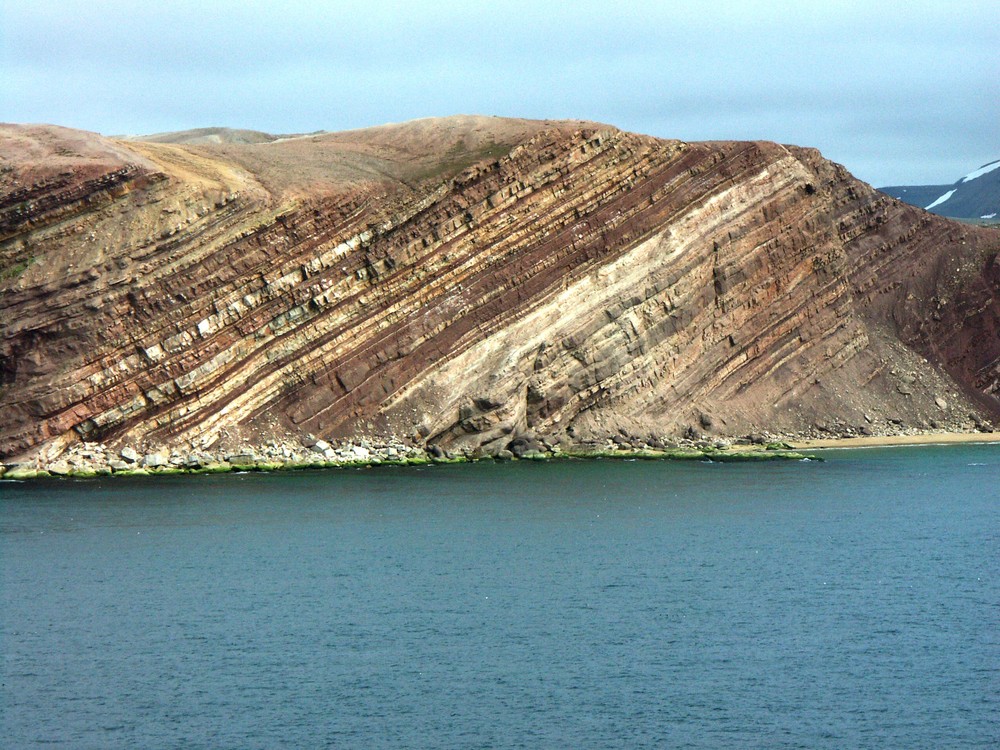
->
<box><xmin>2</xmin><ymin>116</ymin><xmax>998</xmax><ymax>462</ymax></box>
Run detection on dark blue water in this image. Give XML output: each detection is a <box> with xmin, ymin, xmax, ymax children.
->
<box><xmin>2</xmin><ymin>446</ymin><xmax>998</xmax><ymax>749</ymax></box>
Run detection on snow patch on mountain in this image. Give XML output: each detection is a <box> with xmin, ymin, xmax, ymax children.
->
<box><xmin>925</xmin><ymin>190</ymin><xmax>956</xmax><ymax>210</ymax></box>
<box><xmin>961</xmin><ymin>161</ymin><xmax>1000</xmax><ymax>183</ymax></box>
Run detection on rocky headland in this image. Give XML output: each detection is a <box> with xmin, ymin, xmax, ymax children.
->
<box><xmin>2</xmin><ymin>116</ymin><xmax>998</xmax><ymax>478</ymax></box>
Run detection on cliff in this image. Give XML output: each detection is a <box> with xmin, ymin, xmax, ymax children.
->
<box><xmin>2</xmin><ymin>116</ymin><xmax>999</xmax><ymax>462</ymax></box>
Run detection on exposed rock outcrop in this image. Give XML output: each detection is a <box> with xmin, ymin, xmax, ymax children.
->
<box><xmin>2</xmin><ymin>116</ymin><xmax>998</xmax><ymax>463</ymax></box>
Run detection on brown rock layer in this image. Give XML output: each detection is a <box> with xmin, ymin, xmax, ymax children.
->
<box><xmin>2</xmin><ymin>116</ymin><xmax>998</xmax><ymax>460</ymax></box>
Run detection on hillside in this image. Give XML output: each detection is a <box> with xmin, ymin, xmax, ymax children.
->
<box><xmin>880</xmin><ymin>159</ymin><xmax>1000</xmax><ymax>221</ymax></box>
<box><xmin>2</xmin><ymin>117</ymin><xmax>999</xmax><ymax>463</ymax></box>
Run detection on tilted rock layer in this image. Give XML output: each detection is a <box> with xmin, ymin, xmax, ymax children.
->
<box><xmin>2</xmin><ymin>116</ymin><xmax>999</xmax><ymax>461</ymax></box>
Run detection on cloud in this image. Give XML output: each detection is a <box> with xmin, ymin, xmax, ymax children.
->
<box><xmin>1</xmin><ymin>0</ymin><xmax>996</xmax><ymax>184</ymax></box>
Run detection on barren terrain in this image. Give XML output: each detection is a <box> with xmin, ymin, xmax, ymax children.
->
<box><xmin>2</xmin><ymin>116</ymin><xmax>998</xmax><ymax>464</ymax></box>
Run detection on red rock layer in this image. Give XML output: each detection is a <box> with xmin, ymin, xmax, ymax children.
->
<box><xmin>1</xmin><ymin>118</ymin><xmax>998</xmax><ymax>460</ymax></box>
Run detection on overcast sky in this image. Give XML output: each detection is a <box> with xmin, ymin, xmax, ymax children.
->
<box><xmin>1</xmin><ymin>0</ymin><xmax>996</xmax><ymax>186</ymax></box>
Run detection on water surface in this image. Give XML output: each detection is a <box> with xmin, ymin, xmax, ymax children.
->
<box><xmin>3</xmin><ymin>446</ymin><xmax>998</xmax><ymax>748</ymax></box>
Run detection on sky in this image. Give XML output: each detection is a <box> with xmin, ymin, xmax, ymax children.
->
<box><xmin>1</xmin><ymin>0</ymin><xmax>996</xmax><ymax>186</ymax></box>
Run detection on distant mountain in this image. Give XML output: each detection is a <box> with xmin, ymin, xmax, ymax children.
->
<box><xmin>880</xmin><ymin>159</ymin><xmax>1000</xmax><ymax>221</ymax></box>
<box><xmin>122</xmin><ymin>127</ymin><xmax>326</xmax><ymax>145</ymax></box>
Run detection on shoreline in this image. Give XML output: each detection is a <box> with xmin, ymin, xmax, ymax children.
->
<box><xmin>1</xmin><ymin>443</ymin><xmax>812</xmax><ymax>481</ymax></box>
<box><xmin>787</xmin><ymin>431</ymin><xmax>1000</xmax><ymax>450</ymax></box>
<box><xmin>3</xmin><ymin>429</ymin><xmax>998</xmax><ymax>481</ymax></box>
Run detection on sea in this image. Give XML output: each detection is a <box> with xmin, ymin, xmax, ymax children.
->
<box><xmin>2</xmin><ymin>445</ymin><xmax>998</xmax><ymax>749</ymax></box>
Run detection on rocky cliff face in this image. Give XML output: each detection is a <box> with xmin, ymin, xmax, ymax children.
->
<box><xmin>2</xmin><ymin>116</ymin><xmax>999</xmax><ymax>461</ymax></box>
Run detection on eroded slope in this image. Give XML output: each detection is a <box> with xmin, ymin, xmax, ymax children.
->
<box><xmin>2</xmin><ymin>117</ymin><xmax>998</xmax><ymax>460</ymax></box>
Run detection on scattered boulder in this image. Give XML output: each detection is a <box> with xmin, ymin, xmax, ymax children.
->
<box><xmin>507</xmin><ymin>435</ymin><xmax>544</xmax><ymax>458</ymax></box>
<box><xmin>5</xmin><ymin>465</ymin><xmax>46</xmax><ymax>480</ymax></box>
<box><xmin>48</xmin><ymin>461</ymin><xmax>72</xmax><ymax>476</ymax></box>
<box><xmin>142</xmin><ymin>453</ymin><xmax>169</xmax><ymax>468</ymax></box>
<box><xmin>120</xmin><ymin>447</ymin><xmax>140</xmax><ymax>463</ymax></box>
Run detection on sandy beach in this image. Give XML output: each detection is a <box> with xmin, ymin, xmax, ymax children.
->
<box><xmin>788</xmin><ymin>432</ymin><xmax>1000</xmax><ymax>450</ymax></box>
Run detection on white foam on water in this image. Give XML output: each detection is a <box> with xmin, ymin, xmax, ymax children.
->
<box><xmin>925</xmin><ymin>189</ymin><xmax>956</xmax><ymax>210</ymax></box>
<box><xmin>981</xmin><ymin>213</ymin><xmax>997</xmax><ymax>219</ymax></box>
<box><xmin>961</xmin><ymin>160</ymin><xmax>1000</xmax><ymax>183</ymax></box>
